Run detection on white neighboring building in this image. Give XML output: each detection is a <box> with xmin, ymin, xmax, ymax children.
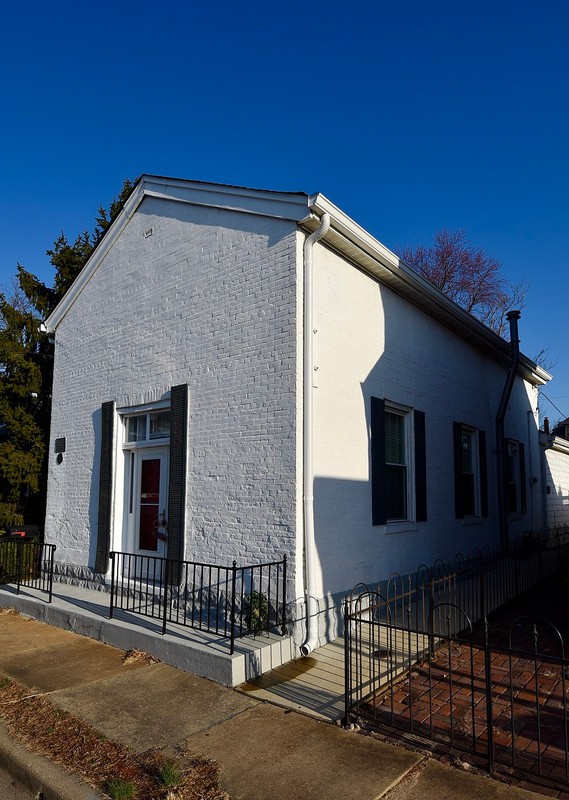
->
<box><xmin>43</xmin><ymin>176</ymin><xmax>550</xmax><ymax>654</ymax></box>
<box><xmin>541</xmin><ymin>419</ymin><xmax>569</xmax><ymax>528</ymax></box>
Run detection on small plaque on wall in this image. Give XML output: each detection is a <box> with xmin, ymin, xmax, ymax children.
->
<box><xmin>54</xmin><ymin>437</ymin><xmax>66</xmax><ymax>453</ymax></box>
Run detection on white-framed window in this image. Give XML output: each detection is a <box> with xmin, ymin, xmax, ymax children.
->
<box><xmin>460</xmin><ymin>427</ymin><xmax>480</xmax><ymax>517</ymax></box>
<box><xmin>507</xmin><ymin>439</ymin><xmax>527</xmax><ymax>515</ymax></box>
<box><xmin>371</xmin><ymin>397</ymin><xmax>427</xmax><ymax>526</ymax></box>
<box><xmin>123</xmin><ymin>410</ymin><xmax>170</xmax><ymax>447</ymax></box>
<box><xmin>453</xmin><ymin>422</ymin><xmax>488</xmax><ymax>519</ymax></box>
<box><xmin>384</xmin><ymin>406</ymin><xmax>413</xmax><ymax>521</ymax></box>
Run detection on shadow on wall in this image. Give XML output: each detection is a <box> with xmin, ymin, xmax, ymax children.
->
<box><xmin>309</xmin><ymin>279</ymin><xmax>540</xmax><ymax>619</ymax></box>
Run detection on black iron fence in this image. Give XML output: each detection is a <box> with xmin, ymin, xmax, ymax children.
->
<box><xmin>356</xmin><ymin>525</ymin><xmax>569</xmax><ymax>639</ymax></box>
<box><xmin>109</xmin><ymin>551</ymin><xmax>288</xmax><ymax>654</ymax></box>
<box><xmin>344</xmin><ymin>526</ymin><xmax>569</xmax><ymax>791</ymax></box>
<box><xmin>0</xmin><ymin>539</ymin><xmax>56</xmax><ymax>601</ymax></box>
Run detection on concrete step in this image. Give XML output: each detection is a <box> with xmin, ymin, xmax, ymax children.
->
<box><xmin>0</xmin><ymin>581</ymin><xmax>293</xmax><ymax>686</ymax></box>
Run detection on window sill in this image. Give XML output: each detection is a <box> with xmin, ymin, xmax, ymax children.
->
<box><xmin>385</xmin><ymin>521</ymin><xmax>418</xmax><ymax>535</ymax></box>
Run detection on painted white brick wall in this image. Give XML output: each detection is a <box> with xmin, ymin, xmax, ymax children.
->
<box><xmin>45</xmin><ymin>198</ymin><xmax>298</xmax><ymax>576</ymax></box>
<box><xmin>310</xmin><ymin>241</ymin><xmax>542</xmax><ymax>598</ymax></box>
<box><xmin>45</xmin><ymin>195</ymin><xmax>545</xmax><ymax>652</ymax></box>
<box><xmin>544</xmin><ymin>443</ymin><xmax>569</xmax><ymax>526</ymax></box>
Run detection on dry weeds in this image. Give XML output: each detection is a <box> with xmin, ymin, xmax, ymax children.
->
<box><xmin>0</xmin><ymin>675</ymin><xmax>229</xmax><ymax>800</ymax></box>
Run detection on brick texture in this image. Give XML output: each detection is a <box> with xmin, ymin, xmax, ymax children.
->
<box><xmin>45</xmin><ymin>198</ymin><xmax>298</xmax><ymax>575</ymax></box>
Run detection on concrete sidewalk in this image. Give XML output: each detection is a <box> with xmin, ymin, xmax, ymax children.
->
<box><xmin>0</xmin><ymin>609</ymin><xmax>543</xmax><ymax>800</ymax></box>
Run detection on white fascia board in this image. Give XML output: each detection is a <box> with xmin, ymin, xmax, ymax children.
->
<box><xmin>546</xmin><ymin>435</ymin><xmax>569</xmax><ymax>455</ymax></box>
<box><xmin>44</xmin><ymin>177</ymin><xmax>311</xmax><ymax>333</ymax></box>
<box><xmin>307</xmin><ymin>193</ymin><xmax>551</xmax><ymax>388</ymax></box>
<box><xmin>44</xmin><ymin>181</ymin><xmax>147</xmax><ymax>333</ymax></box>
<box><xmin>141</xmin><ymin>175</ymin><xmax>310</xmax><ymax>222</ymax></box>
<box><xmin>521</xmin><ymin>360</ymin><xmax>551</xmax><ymax>386</ymax></box>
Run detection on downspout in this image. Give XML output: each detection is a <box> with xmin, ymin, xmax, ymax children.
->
<box><xmin>301</xmin><ymin>212</ymin><xmax>330</xmax><ymax>656</ymax></box>
<box><xmin>539</xmin><ymin>424</ymin><xmax>550</xmax><ymax>532</ymax></box>
<box><xmin>496</xmin><ymin>310</ymin><xmax>521</xmax><ymax>552</ymax></box>
<box><xmin>526</xmin><ymin>410</ymin><xmax>535</xmax><ymax>528</ymax></box>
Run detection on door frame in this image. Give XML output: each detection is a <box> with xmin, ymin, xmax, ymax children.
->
<box><xmin>125</xmin><ymin>445</ymin><xmax>169</xmax><ymax>558</ymax></box>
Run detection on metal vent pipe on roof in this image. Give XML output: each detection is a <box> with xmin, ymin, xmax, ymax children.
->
<box><xmin>496</xmin><ymin>310</ymin><xmax>521</xmax><ymax>552</ymax></box>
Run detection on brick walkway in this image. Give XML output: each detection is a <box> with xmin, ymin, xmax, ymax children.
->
<box><xmin>359</xmin><ymin>616</ymin><xmax>569</xmax><ymax>798</ymax></box>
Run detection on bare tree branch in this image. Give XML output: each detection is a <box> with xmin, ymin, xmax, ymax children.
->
<box><xmin>400</xmin><ymin>228</ymin><xmax>527</xmax><ymax>337</ymax></box>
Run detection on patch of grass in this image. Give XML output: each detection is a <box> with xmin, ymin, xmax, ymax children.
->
<box><xmin>0</xmin><ymin>671</ymin><xmax>229</xmax><ymax>799</ymax></box>
<box><xmin>104</xmin><ymin>777</ymin><xmax>137</xmax><ymax>800</ymax></box>
<box><xmin>156</xmin><ymin>760</ymin><xmax>182</xmax><ymax>788</ymax></box>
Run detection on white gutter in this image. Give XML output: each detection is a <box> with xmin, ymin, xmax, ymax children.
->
<box><xmin>300</xmin><ymin>211</ymin><xmax>330</xmax><ymax>656</ymax></box>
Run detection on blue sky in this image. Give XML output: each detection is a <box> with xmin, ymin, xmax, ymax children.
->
<box><xmin>1</xmin><ymin>1</ymin><xmax>568</xmax><ymax>421</ymax></box>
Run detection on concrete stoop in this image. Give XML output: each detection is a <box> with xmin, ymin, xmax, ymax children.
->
<box><xmin>0</xmin><ymin>582</ymin><xmax>294</xmax><ymax>687</ymax></box>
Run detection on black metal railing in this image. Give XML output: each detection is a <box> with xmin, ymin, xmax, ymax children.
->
<box><xmin>0</xmin><ymin>539</ymin><xmax>56</xmax><ymax>601</ymax></box>
<box><xmin>346</xmin><ymin>593</ymin><xmax>569</xmax><ymax>790</ymax></box>
<box><xmin>344</xmin><ymin>525</ymin><xmax>569</xmax><ymax>791</ymax></box>
<box><xmin>109</xmin><ymin>551</ymin><xmax>288</xmax><ymax>654</ymax></box>
<box><xmin>351</xmin><ymin>525</ymin><xmax>569</xmax><ymax>640</ymax></box>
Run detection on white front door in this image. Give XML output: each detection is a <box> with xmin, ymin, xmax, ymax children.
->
<box><xmin>126</xmin><ymin>447</ymin><xmax>169</xmax><ymax>558</ymax></box>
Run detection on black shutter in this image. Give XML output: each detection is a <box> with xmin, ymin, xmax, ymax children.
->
<box><xmin>167</xmin><ymin>384</ymin><xmax>188</xmax><ymax>582</ymax></box>
<box><xmin>453</xmin><ymin>421</ymin><xmax>464</xmax><ymax>519</ymax></box>
<box><xmin>414</xmin><ymin>410</ymin><xmax>427</xmax><ymax>522</ymax></box>
<box><xmin>371</xmin><ymin>397</ymin><xmax>386</xmax><ymax>525</ymax></box>
<box><xmin>479</xmin><ymin>429</ymin><xmax>489</xmax><ymax>518</ymax></box>
<box><xmin>519</xmin><ymin>441</ymin><xmax>527</xmax><ymax>514</ymax></box>
<box><xmin>95</xmin><ymin>401</ymin><xmax>115</xmax><ymax>573</ymax></box>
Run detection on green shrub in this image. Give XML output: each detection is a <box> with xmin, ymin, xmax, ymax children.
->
<box><xmin>104</xmin><ymin>777</ymin><xmax>136</xmax><ymax>800</ymax></box>
<box><xmin>156</xmin><ymin>760</ymin><xmax>182</xmax><ymax>788</ymax></box>
<box><xmin>245</xmin><ymin>590</ymin><xmax>269</xmax><ymax>635</ymax></box>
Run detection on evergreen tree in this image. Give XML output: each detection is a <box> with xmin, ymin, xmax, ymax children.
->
<box><xmin>0</xmin><ymin>178</ymin><xmax>135</xmax><ymax>530</ymax></box>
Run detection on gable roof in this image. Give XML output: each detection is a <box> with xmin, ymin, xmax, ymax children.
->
<box><xmin>43</xmin><ymin>175</ymin><xmax>550</xmax><ymax>387</ymax></box>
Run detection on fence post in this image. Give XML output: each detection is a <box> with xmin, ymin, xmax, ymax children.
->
<box><xmin>162</xmin><ymin>559</ymin><xmax>169</xmax><ymax>636</ymax></box>
<box><xmin>513</xmin><ymin>538</ymin><xmax>519</xmax><ymax>598</ymax></box>
<box><xmin>281</xmin><ymin>555</ymin><xmax>287</xmax><ymax>635</ymax></box>
<box><xmin>15</xmin><ymin>541</ymin><xmax>22</xmax><ymax>595</ymax></box>
<box><xmin>428</xmin><ymin>575</ymin><xmax>435</xmax><ymax>658</ymax></box>
<box><xmin>230</xmin><ymin>561</ymin><xmax>237</xmax><ymax>655</ymax></box>
<box><xmin>343</xmin><ymin>597</ymin><xmax>351</xmax><ymax>726</ymax></box>
<box><xmin>109</xmin><ymin>552</ymin><xmax>116</xmax><ymax>619</ymax></box>
<box><xmin>479</xmin><ymin>558</ymin><xmax>486</xmax><ymax>623</ymax></box>
<box><xmin>484</xmin><ymin>617</ymin><xmax>494</xmax><ymax>775</ymax></box>
<box><xmin>47</xmin><ymin>544</ymin><xmax>54</xmax><ymax>603</ymax></box>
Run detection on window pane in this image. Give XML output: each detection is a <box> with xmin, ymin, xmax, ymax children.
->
<box><xmin>461</xmin><ymin>431</ymin><xmax>473</xmax><ymax>473</ymax></box>
<box><xmin>462</xmin><ymin>473</ymin><xmax>475</xmax><ymax>516</ymax></box>
<box><xmin>139</xmin><ymin>459</ymin><xmax>160</xmax><ymax>551</ymax></box>
<box><xmin>149</xmin><ymin>411</ymin><xmax>170</xmax><ymax>440</ymax></box>
<box><xmin>387</xmin><ymin>464</ymin><xmax>407</xmax><ymax>520</ymax></box>
<box><xmin>508</xmin><ymin>445</ymin><xmax>518</xmax><ymax>513</ymax></box>
<box><xmin>508</xmin><ymin>482</ymin><xmax>518</xmax><ymax>513</ymax></box>
<box><xmin>127</xmin><ymin>416</ymin><xmax>146</xmax><ymax>442</ymax></box>
<box><xmin>385</xmin><ymin>412</ymin><xmax>405</xmax><ymax>465</ymax></box>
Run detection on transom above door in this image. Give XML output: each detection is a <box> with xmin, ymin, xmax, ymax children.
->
<box><xmin>122</xmin><ymin>409</ymin><xmax>170</xmax><ymax>558</ymax></box>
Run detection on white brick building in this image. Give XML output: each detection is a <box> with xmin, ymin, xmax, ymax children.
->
<box><xmin>43</xmin><ymin>176</ymin><xmax>550</xmax><ymax>653</ymax></box>
<box><xmin>541</xmin><ymin>422</ymin><xmax>569</xmax><ymax>528</ymax></box>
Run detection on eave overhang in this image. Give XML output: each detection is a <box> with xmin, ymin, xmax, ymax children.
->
<box><xmin>541</xmin><ymin>433</ymin><xmax>569</xmax><ymax>455</ymax></box>
<box><xmin>304</xmin><ymin>193</ymin><xmax>550</xmax><ymax>388</ymax></box>
<box><xmin>43</xmin><ymin>176</ymin><xmax>552</xmax><ymax>389</ymax></box>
